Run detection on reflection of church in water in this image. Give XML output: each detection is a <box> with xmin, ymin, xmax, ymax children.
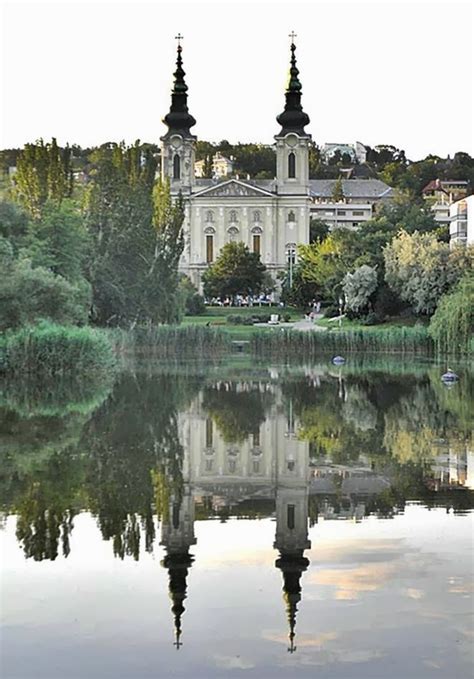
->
<box><xmin>160</xmin><ymin>385</ymin><xmax>311</xmax><ymax>652</ymax></box>
<box><xmin>161</xmin><ymin>381</ymin><xmax>390</xmax><ymax>652</ymax></box>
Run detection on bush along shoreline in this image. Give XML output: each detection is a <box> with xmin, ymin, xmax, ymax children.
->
<box><xmin>0</xmin><ymin>322</ymin><xmax>116</xmax><ymax>377</ymax></box>
<box><xmin>110</xmin><ymin>324</ymin><xmax>232</xmax><ymax>358</ymax></box>
<box><xmin>1</xmin><ymin>321</ymin><xmax>471</xmax><ymax>377</ymax></box>
<box><xmin>250</xmin><ymin>325</ymin><xmax>435</xmax><ymax>356</ymax></box>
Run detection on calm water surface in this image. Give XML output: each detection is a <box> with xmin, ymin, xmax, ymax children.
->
<box><xmin>1</xmin><ymin>357</ymin><xmax>473</xmax><ymax>679</ymax></box>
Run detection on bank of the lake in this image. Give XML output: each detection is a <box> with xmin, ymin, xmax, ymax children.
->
<box><xmin>1</xmin><ymin>313</ymin><xmax>472</xmax><ymax>379</ymax></box>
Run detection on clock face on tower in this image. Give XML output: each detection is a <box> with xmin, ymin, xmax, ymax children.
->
<box><xmin>285</xmin><ymin>134</ymin><xmax>298</xmax><ymax>148</ymax></box>
<box><xmin>170</xmin><ymin>135</ymin><xmax>183</xmax><ymax>149</ymax></box>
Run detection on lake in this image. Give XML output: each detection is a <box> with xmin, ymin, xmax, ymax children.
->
<box><xmin>1</xmin><ymin>357</ymin><xmax>473</xmax><ymax>679</ymax></box>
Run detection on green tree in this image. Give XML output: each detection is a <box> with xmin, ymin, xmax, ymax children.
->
<box><xmin>384</xmin><ymin>231</ymin><xmax>473</xmax><ymax>315</ymax></box>
<box><xmin>309</xmin><ymin>218</ymin><xmax>329</xmax><ymax>243</ymax></box>
<box><xmin>84</xmin><ymin>143</ymin><xmax>184</xmax><ymax>325</ymax></box>
<box><xmin>202</xmin><ymin>154</ymin><xmax>214</xmax><ymax>178</ymax></box>
<box><xmin>298</xmin><ymin>231</ymin><xmax>356</xmax><ymax>301</ymax></box>
<box><xmin>279</xmin><ymin>265</ymin><xmax>319</xmax><ymax>308</ymax></box>
<box><xmin>202</xmin><ymin>241</ymin><xmax>266</xmax><ymax>299</ymax></box>
<box><xmin>25</xmin><ymin>200</ymin><xmax>89</xmax><ymax>282</ymax></box>
<box><xmin>429</xmin><ymin>272</ymin><xmax>474</xmax><ymax>355</ymax></box>
<box><xmin>14</xmin><ymin>138</ymin><xmax>72</xmax><ymax>218</ymax></box>
<box><xmin>343</xmin><ymin>265</ymin><xmax>378</xmax><ymax>314</ymax></box>
<box><xmin>0</xmin><ymin>246</ymin><xmax>90</xmax><ymax>330</ymax></box>
<box><xmin>331</xmin><ymin>177</ymin><xmax>345</xmax><ymax>202</ymax></box>
<box><xmin>0</xmin><ymin>200</ymin><xmax>30</xmax><ymax>250</ymax></box>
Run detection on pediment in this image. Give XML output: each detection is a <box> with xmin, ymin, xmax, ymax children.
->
<box><xmin>193</xmin><ymin>179</ymin><xmax>274</xmax><ymax>198</ymax></box>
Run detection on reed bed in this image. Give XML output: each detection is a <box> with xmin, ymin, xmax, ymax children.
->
<box><xmin>110</xmin><ymin>324</ymin><xmax>231</xmax><ymax>358</ymax></box>
<box><xmin>250</xmin><ymin>326</ymin><xmax>434</xmax><ymax>357</ymax></box>
<box><xmin>0</xmin><ymin>322</ymin><xmax>116</xmax><ymax>376</ymax></box>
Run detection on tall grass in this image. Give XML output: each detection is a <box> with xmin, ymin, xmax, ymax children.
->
<box><xmin>0</xmin><ymin>322</ymin><xmax>116</xmax><ymax>377</ymax></box>
<box><xmin>110</xmin><ymin>324</ymin><xmax>231</xmax><ymax>358</ymax></box>
<box><xmin>250</xmin><ymin>326</ymin><xmax>434</xmax><ymax>357</ymax></box>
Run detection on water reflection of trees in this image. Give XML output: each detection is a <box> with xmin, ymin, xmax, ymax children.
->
<box><xmin>1</xmin><ymin>376</ymin><xmax>110</xmax><ymax>560</ymax></box>
<box><xmin>82</xmin><ymin>373</ymin><xmax>202</xmax><ymax>560</ymax></box>
<box><xmin>3</xmin><ymin>364</ymin><xmax>473</xmax><ymax>561</ymax></box>
<box><xmin>202</xmin><ymin>381</ymin><xmax>274</xmax><ymax>443</ymax></box>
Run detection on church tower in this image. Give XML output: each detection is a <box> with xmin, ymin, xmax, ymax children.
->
<box><xmin>275</xmin><ymin>37</ymin><xmax>311</xmax><ymax>195</ymax></box>
<box><xmin>273</xmin><ymin>400</ymin><xmax>311</xmax><ymax>653</ymax></box>
<box><xmin>161</xmin><ymin>36</ymin><xmax>196</xmax><ymax>195</ymax></box>
<box><xmin>160</xmin><ymin>455</ymin><xmax>197</xmax><ymax>648</ymax></box>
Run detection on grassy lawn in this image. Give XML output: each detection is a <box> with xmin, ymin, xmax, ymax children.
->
<box><xmin>182</xmin><ymin>306</ymin><xmax>304</xmax><ymax>325</ymax></box>
<box><xmin>181</xmin><ymin>306</ymin><xmax>303</xmax><ymax>339</ymax></box>
<box><xmin>180</xmin><ymin>307</ymin><xmax>428</xmax><ymax>339</ymax></box>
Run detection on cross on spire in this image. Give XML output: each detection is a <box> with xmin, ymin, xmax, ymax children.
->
<box><xmin>175</xmin><ymin>33</ymin><xmax>183</xmax><ymax>47</ymax></box>
<box><xmin>289</xmin><ymin>31</ymin><xmax>297</xmax><ymax>43</ymax></box>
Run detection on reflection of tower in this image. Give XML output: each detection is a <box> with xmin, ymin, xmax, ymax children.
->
<box><xmin>160</xmin><ymin>471</ymin><xmax>196</xmax><ymax>648</ymax></box>
<box><xmin>275</xmin><ymin>550</ymin><xmax>309</xmax><ymax>653</ymax></box>
<box><xmin>274</xmin><ymin>408</ymin><xmax>311</xmax><ymax>653</ymax></box>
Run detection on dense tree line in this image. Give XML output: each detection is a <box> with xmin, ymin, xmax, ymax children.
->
<box><xmin>0</xmin><ymin>140</ymin><xmax>192</xmax><ymax>330</ymax></box>
<box><xmin>3</xmin><ymin>142</ymin><xmax>473</xmax><ymax>196</ymax></box>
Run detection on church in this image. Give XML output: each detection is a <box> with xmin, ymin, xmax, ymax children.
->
<box><xmin>160</xmin><ymin>37</ymin><xmax>313</xmax><ymax>292</ymax></box>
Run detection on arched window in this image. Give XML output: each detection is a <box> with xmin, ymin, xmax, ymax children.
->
<box><xmin>288</xmin><ymin>152</ymin><xmax>296</xmax><ymax>178</ymax></box>
<box><xmin>253</xmin><ymin>210</ymin><xmax>261</xmax><ymax>223</ymax></box>
<box><xmin>206</xmin><ymin>210</ymin><xmax>214</xmax><ymax>223</ymax></box>
<box><xmin>288</xmin><ymin>210</ymin><xmax>296</xmax><ymax>222</ymax></box>
<box><xmin>229</xmin><ymin>210</ymin><xmax>238</xmax><ymax>223</ymax></box>
<box><xmin>173</xmin><ymin>154</ymin><xmax>180</xmax><ymax>179</ymax></box>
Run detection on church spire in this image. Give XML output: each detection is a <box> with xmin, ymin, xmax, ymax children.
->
<box><xmin>275</xmin><ymin>550</ymin><xmax>309</xmax><ymax>653</ymax></box>
<box><xmin>162</xmin><ymin>35</ymin><xmax>196</xmax><ymax>139</ymax></box>
<box><xmin>276</xmin><ymin>34</ymin><xmax>310</xmax><ymax>137</ymax></box>
<box><xmin>162</xmin><ymin>551</ymin><xmax>194</xmax><ymax>649</ymax></box>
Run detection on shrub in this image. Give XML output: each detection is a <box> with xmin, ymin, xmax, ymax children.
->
<box><xmin>0</xmin><ymin>322</ymin><xmax>116</xmax><ymax>376</ymax></box>
<box><xmin>359</xmin><ymin>312</ymin><xmax>380</xmax><ymax>326</ymax></box>
<box><xmin>250</xmin><ymin>325</ymin><xmax>433</xmax><ymax>356</ymax></box>
<box><xmin>323</xmin><ymin>304</ymin><xmax>340</xmax><ymax>318</ymax></box>
<box><xmin>343</xmin><ymin>265</ymin><xmax>378</xmax><ymax>314</ymax></box>
<box><xmin>0</xmin><ymin>256</ymin><xmax>91</xmax><ymax>331</ymax></box>
<box><xmin>110</xmin><ymin>325</ymin><xmax>230</xmax><ymax>357</ymax></box>
<box><xmin>226</xmin><ymin>313</ymin><xmax>271</xmax><ymax>325</ymax></box>
<box><xmin>186</xmin><ymin>293</ymin><xmax>206</xmax><ymax>316</ymax></box>
<box><xmin>429</xmin><ymin>273</ymin><xmax>474</xmax><ymax>355</ymax></box>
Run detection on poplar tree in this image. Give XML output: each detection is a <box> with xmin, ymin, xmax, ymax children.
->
<box><xmin>14</xmin><ymin>138</ymin><xmax>72</xmax><ymax>218</ymax></box>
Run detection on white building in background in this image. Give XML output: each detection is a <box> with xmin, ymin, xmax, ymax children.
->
<box><xmin>195</xmin><ymin>152</ymin><xmax>235</xmax><ymax>179</ymax></box>
<box><xmin>422</xmin><ymin>178</ymin><xmax>470</xmax><ymax>226</ymax></box>
<box><xmin>321</xmin><ymin>141</ymin><xmax>367</xmax><ymax>164</ymax></box>
<box><xmin>310</xmin><ymin>178</ymin><xmax>393</xmax><ymax>229</ymax></box>
<box><xmin>449</xmin><ymin>194</ymin><xmax>474</xmax><ymax>246</ymax></box>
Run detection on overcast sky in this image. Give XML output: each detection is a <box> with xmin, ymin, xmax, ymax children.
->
<box><xmin>1</xmin><ymin>0</ymin><xmax>473</xmax><ymax>160</ymax></box>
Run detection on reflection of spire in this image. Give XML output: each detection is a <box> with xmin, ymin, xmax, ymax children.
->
<box><xmin>161</xmin><ymin>551</ymin><xmax>194</xmax><ymax>649</ymax></box>
<box><xmin>275</xmin><ymin>550</ymin><xmax>309</xmax><ymax>653</ymax></box>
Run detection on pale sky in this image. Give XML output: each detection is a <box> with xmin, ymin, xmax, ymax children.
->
<box><xmin>1</xmin><ymin>0</ymin><xmax>473</xmax><ymax>160</ymax></box>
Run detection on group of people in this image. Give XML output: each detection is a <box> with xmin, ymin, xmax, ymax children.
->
<box><xmin>207</xmin><ymin>294</ymin><xmax>276</xmax><ymax>307</ymax></box>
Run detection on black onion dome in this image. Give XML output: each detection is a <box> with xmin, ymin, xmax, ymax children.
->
<box><xmin>162</xmin><ymin>44</ymin><xmax>196</xmax><ymax>139</ymax></box>
<box><xmin>276</xmin><ymin>42</ymin><xmax>310</xmax><ymax>137</ymax></box>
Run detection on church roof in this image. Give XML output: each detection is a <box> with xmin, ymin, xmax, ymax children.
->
<box><xmin>310</xmin><ymin>178</ymin><xmax>393</xmax><ymax>199</ymax></box>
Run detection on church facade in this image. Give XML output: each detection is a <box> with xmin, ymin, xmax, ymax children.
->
<box><xmin>160</xmin><ymin>39</ymin><xmax>312</xmax><ymax>292</ymax></box>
